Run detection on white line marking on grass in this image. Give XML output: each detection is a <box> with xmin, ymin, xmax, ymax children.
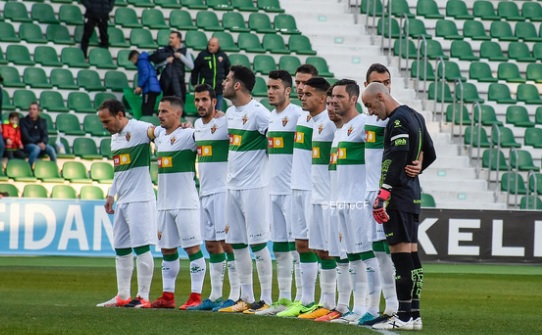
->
<box><xmin>369</xmin><ymin>328</ymin><xmax>399</xmax><ymax>335</ymax></box>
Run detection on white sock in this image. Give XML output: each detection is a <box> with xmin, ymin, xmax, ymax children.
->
<box><xmin>291</xmin><ymin>251</ymin><xmax>302</xmax><ymax>301</ymax></box>
<box><xmin>253</xmin><ymin>246</ymin><xmax>273</xmax><ymax>304</ymax></box>
<box><xmin>209</xmin><ymin>257</ymin><xmax>226</xmax><ymax>302</ymax></box>
<box><xmin>116</xmin><ymin>254</ymin><xmax>133</xmax><ymax>300</ymax></box>
<box><xmin>364</xmin><ymin>257</ymin><xmax>381</xmax><ymax>316</ymax></box>
<box><xmin>375</xmin><ymin>251</ymin><xmax>398</xmax><ymax>315</ymax></box>
<box><xmin>275</xmin><ymin>251</ymin><xmax>293</xmax><ymax>301</ymax></box>
<box><xmin>226</xmin><ymin>254</ymin><xmax>240</xmax><ymax>301</ymax></box>
<box><xmin>336</xmin><ymin>261</ymin><xmax>352</xmax><ymax>314</ymax></box>
<box><xmin>136</xmin><ymin>251</ymin><xmax>154</xmax><ymax>300</ymax></box>
<box><xmin>233</xmin><ymin>247</ymin><xmax>255</xmax><ymax>303</ymax></box>
<box><xmin>189</xmin><ymin>254</ymin><xmax>206</xmax><ymax>294</ymax></box>
<box><xmin>162</xmin><ymin>258</ymin><xmax>180</xmax><ymax>293</ymax></box>
<box><xmin>300</xmin><ymin>261</ymin><xmax>318</xmax><ymax>306</ymax></box>
<box><xmin>350</xmin><ymin>259</ymin><xmax>368</xmax><ymax>316</ymax></box>
<box><xmin>320</xmin><ymin>267</ymin><xmax>337</xmax><ymax>310</ymax></box>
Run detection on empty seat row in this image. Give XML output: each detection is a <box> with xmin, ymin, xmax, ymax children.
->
<box><xmin>0</xmin><ymin>183</ymin><xmax>106</xmax><ymax>200</ymax></box>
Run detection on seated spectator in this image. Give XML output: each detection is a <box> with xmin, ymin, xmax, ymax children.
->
<box><xmin>19</xmin><ymin>102</ymin><xmax>57</xmax><ymax>167</ymax></box>
<box><xmin>2</xmin><ymin>112</ymin><xmax>26</xmax><ymax>160</ymax></box>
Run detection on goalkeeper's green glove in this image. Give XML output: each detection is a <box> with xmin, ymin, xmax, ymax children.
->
<box><xmin>373</xmin><ymin>187</ymin><xmax>391</xmax><ymax>224</ymax></box>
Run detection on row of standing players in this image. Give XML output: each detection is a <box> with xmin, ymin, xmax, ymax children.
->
<box><xmin>95</xmin><ymin>62</ymin><xmax>436</xmax><ymax>332</ymax></box>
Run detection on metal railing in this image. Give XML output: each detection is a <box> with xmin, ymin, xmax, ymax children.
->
<box><xmin>527</xmin><ymin>171</ymin><xmax>538</xmax><ymax>210</ymax></box>
<box><xmin>472</xmin><ymin>102</ymin><xmax>483</xmax><ymax>178</ymax></box>
<box><xmin>398</xmin><ymin>14</ymin><xmax>409</xmax><ymax>88</ymax></box>
<box><xmin>380</xmin><ymin>0</ymin><xmax>393</xmax><ymax>65</ymax></box>
<box><xmin>506</xmin><ymin>148</ymin><xmax>521</xmax><ymax>207</ymax></box>
<box><xmin>489</xmin><ymin>124</ymin><xmax>502</xmax><ymax>201</ymax></box>
<box><xmin>415</xmin><ymin>35</ymin><xmax>429</xmax><ymax>109</ymax></box>
<box><xmin>452</xmin><ymin>79</ymin><xmax>465</xmax><ymax>144</ymax></box>
<box><xmin>434</xmin><ymin>56</ymin><xmax>446</xmax><ymax>130</ymax></box>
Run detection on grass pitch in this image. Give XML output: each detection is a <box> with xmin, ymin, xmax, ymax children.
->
<box><xmin>0</xmin><ymin>257</ymin><xmax>541</xmax><ymax>335</ymax></box>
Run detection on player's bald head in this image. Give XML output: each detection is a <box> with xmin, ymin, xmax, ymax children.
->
<box><xmin>362</xmin><ymin>82</ymin><xmax>389</xmax><ymax>99</ymax></box>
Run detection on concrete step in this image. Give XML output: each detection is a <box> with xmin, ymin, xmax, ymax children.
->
<box><xmin>429</xmin><ymin>155</ymin><xmax>471</xmax><ymax>168</ymax></box>
<box><xmin>433</xmin><ymin>201</ymin><xmax>508</xmax><ymax>210</ymax></box>
<box><xmin>420</xmin><ymin>178</ymin><xmax>488</xmax><ymax>192</ymax></box>
<box><xmin>423</xmin><ymin>166</ymin><xmax>481</xmax><ymax>180</ymax></box>
<box><xmin>424</xmin><ymin>189</ymin><xmax>498</xmax><ymax>204</ymax></box>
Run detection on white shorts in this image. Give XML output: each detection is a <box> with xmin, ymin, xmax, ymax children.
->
<box><xmin>270</xmin><ymin>194</ymin><xmax>293</xmax><ymax>243</ymax></box>
<box><xmin>327</xmin><ymin>206</ymin><xmax>342</xmax><ymax>258</ymax></box>
<box><xmin>337</xmin><ymin>204</ymin><xmax>372</xmax><ymax>254</ymax></box>
<box><xmin>113</xmin><ymin>200</ymin><xmax>157</xmax><ymax>249</ymax></box>
<box><xmin>366</xmin><ymin>191</ymin><xmax>386</xmax><ymax>242</ymax></box>
<box><xmin>225</xmin><ymin>188</ymin><xmax>269</xmax><ymax>245</ymax></box>
<box><xmin>200</xmin><ymin>192</ymin><xmax>227</xmax><ymax>242</ymax></box>
<box><xmin>291</xmin><ymin>189</ymin><xmax>312</xmax><ymax>240</ymax></box>
<box><xmin>308</xmin><ymin>204</ymin><xmax>329</xmax><ymax>251</ymax></box>
<box><xmin>157</xmin><ymin>209</ymin><xmax>202</xmax><ymax>249</ymax></box>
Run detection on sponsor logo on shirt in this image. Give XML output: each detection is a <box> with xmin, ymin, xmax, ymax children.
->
<box><xmin>229</xmin><ymin>134</ymin><xmax>242</xmax><ymax>146</ymax></box>
<box><xmin>394</xmin><ymin>138</ymin><xmax>407</xmax><ymax>146</ymax></box>
<box><xmin>366</xmin><ymin>130</ymin><xmax>376</xmax><ymax>142</ymax></box>
<box><xmin>268</xmin><ymin>137</ymin><xmax>284</xmax><ymax>148</ymax></box>
<box><xmin>295</xmin><ymin>131</ymin><xmax>304</xmax><ymax>143</ymax></box>
<box><xmin>330</xmin><ymin>152</ymin><xmax>338</xmax><ymax>164</ymax></box>
<box><xmin>312</xmin><ymin>146</ymin><xmax>320</xmax><ymax>158</ymax></box>
<box><xmin>113</xmin><ymin>154</ymin><xmax>131</xmax><ymax>166</ymax></box>
<box><xmin>197</xmin><ymin>145</ymin><xmax>213</xmax><ymax>156</ymax></box>
<box><xmin>338</xmin><ymin>148</ymin><xmax>346</xmax><ymax>159</ymax></box>
<box><xmin>394</xmin><ymin>120</ymin><xmax>401</xmax><ymax>128</ymax></box>
<box><xmin>157</xmin><ymin>156</ymin><xmax>173</xmax><ymax>168</ymax></box>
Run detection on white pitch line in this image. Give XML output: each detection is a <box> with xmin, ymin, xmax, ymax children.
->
<box><xmin>369</xmin><ymin>328</ymin><xmax>400</xmax><ymax>335</ymax></box>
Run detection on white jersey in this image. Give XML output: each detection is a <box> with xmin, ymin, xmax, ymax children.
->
<box><xmin>290</xmin><ymin>111</ymin><xmax>313</xmax><ymax>191</ymax></box>
<box><xmin>336</xmin><ymin>113</ymin><xmax>367</xmax><ymax>203</ymax></box>
<box><xmin>110</xmin><ymin>119</ymin><xmax>155</xmax><ymax>204</ymax></box>
<box><xmin>268</xmin><ymin>103</ymin><xmax>302</xmax><ymax>195</ymax></box>
<box><xmin>194</xmin><ymin>116</ymin><xmax>229</xmax><ymax>197</ymax></box>
<box><xmin>311</xmin><ymin>111</ymin><xmax>336</xmax><ymax>204</ymax></box>
<box><xmin>154</xmin><ymin>126</ymin><xmax>199</xmax><ymax>210</ymax></box>
<box><xmin>329</xmin><ymin>128</ymin><xmax>341</xmax><ymax>202</ymax></box>
<box><xmin>365</xmin><ymin>115</ymin><xmax>387</xmax><ymax>192</ymax></box>
<box><xmin>226</xmin><ymin>99</ymin><xmax>270</xmax><ymax>190</ymax></box>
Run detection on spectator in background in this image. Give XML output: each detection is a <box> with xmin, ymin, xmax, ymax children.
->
<box><xmin>81</xmin><ymin>0</ymin><xmax>115</xmax><ymax>58</ymax></box>
<box><xmin>149</xmin><ymin>31</ymin><xmax>194</xmax><ymax>106</ymax></box>
<box><xmin>129</xmin><ymin>50</ymin><xmax>162</xmax><ymax>116</ymax></box>
<box><xmin>19</xmin><ymin>103</ymin><xmax>57</xmax><ymax>167</ymax></box>
<box><xmin>2</xmin><ymin>112</ymin><xmax>25</xmax><ymax>160</ymax></box>
<box><xmin>0</xmin><ymin>75</ymin><xmax>5</xmax><ymax>159</ymax></box>
<box><xmin>191</xmin><ymin>37</ymin><xmax>231</xmax><ymax>111</ymax></box>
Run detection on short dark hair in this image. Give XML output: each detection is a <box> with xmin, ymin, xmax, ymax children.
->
<box><xmin>365</xmin><ymin>63</ymin><xmax>391</xmax><ymax>82</ymax></box>
<box><xmin>326</xmin><ymin>86</ymin><xmax>334</xmax><ymax>97</ymax></box>
<box><xmin>30</xmin><ymin>102</ymin><xmax>40</xmax><ymax>110</ymax></box>
<box><xmin>99</xmin><ymin>99</ymin><xmax>126</xmax><ymax>117</ymax></box>
<box><xmin>160</xmin><ymin>96</ymin><xmax>184</xmax><ymax>112</ymax></box>
<box><xmin>304</xmin><ymin>77</ymin><xmax>330</xmax><ymax>93</ymax></box>
<box><xmin>334</xmin><ymin>78</ymin><xmax>360</xmax><ymax>99</ymax></box>
<box><xmin>128</xmin><ymin>50</ymin><xmax>139</xmax><ymax>60</ymax></box>
<box><xmin>295</xmin><ymin>64</ymin><xmax>319</xmax><ymax>77</ymax></box>
<box><xmin>0</xmin><ymin>75</ymin><xmax>3</xmax><ymax>84</ymax></box>
<box><xmin>230</xmin><ymin>65</ymin><xmax>256</xmax><ymax>92</ymax></box>
<box><xmin>8</xmin><ymin>112</ymin><xmax>19</xmax><ymax>119</ymax></box>
<box><xmin>171</xmin><ymin>31</ymin><xmax>182</xmax><ymax>40</ymax></box>
<box><xmin>194</xmin><ymin>84</ymin><xmax>217</xmax><ymax>100</ymax></box>
<box><xmin>268</xmin><ymin>70</ymin><xmax>293</xmax><ymax>88</ymax></box>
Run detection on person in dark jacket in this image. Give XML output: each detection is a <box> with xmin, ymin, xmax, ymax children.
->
<box><xmin>129</xmin><ymin>50</ymin><xmax>162</xmax><ymax>116</ymax></box>
<box><xmin>0</xmin><ymin>75</ymin><xmax>5</xmax><ymax>159</ymax></box>
<box><xmin>20</xmin><ymin>103</ymin><xmax>57</xmax><ymax>167</ymax></box>
<box><xmin>149</xmin><ymin>31</ymin><xmax>194</xmax><ymax>106</ymax></box>
<box><xmin>191</xmin><ymin>37</ymin><xmax>231</xmax><ymax>111</ymax></box>
<box><xmin>81</xmin><ymin>0</ymin><xmax>115</xmax><ymax>57</ymax></box>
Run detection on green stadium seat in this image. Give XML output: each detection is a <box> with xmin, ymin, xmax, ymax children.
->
<box><xmin>525</xmin><ymin>128</ymin><xmax>542</xmax><ymax>149</ymax></box>
<box><xmin>7</xmin><ymin>45</ymin><xmax>34</xmax><ymax>66</ymax></box>
<box><xmin>54</xmin><ymin>136</ymin><xmax>75</xmax><ymax>159</ymax></box>
<box><xmin>377</xmin><ymin>17</ymin><xmax>401</xmax><ymax>39</ymax></box>
<box><xmin>492</xmin><ymin>126</ymin><xmax>521</xmax><ymax>148</ymax></box>
<box><xmin>80</xmin><ymin>185</ymin><xmax>105</xmax><ymax>200</ymax></box>
<box><xmin>0</xmin><ymin>22</ymin><xmax>20</xmax><ymax>42</ymax></box>
<box><xmin>514</xmin><ymin>22</ymin><xmax>542</xmax><ymax>43</ymax></box>
<box><xmin>497</xmin><ymin>1</ymin><xmax>523</xmax><ymax>21</ymax></box>
<box><xmin>526</xmin><ymin>63</ymin><xmax>542</xmax><ymax>83</ymax></box>
<box><xmin>155</xmin><ymin>0</ymin><xmax>180</xmax><ymax>7</ymax></box>
<box><xmin>473</xmin><ymin>104</ymin><xmax>502</xmax><ymax>126</ymax></box>
<box><xmin>128</xmin><ymin>0</ymin><xmax>154</xmax><ymax>7</ymax></box>
<box><xmin>0</xmin><ymin>66</ymin><xmax>24</xmax><ymax>88</ymax></box>
<box><xmin>520</xmin><ymin>196</ymin><xmax>542</xmax><ymax>210</ymax></box>
<box><xmin>61</xmin><ymin>47</ymin><xmax>90</xmax><ymax>68</ymax></box>
<box><xmin>59</xmin><ymin>4</ymin><xmax>84</xmax><ymax>25</ymax></box>
<box><xmin>279</xmin><ymin>55</ymin><xmax>302</xmax><ymax>75</ymax></box>
<box><xmin>34</xmin><ymin>46</ymin><xmax>62</xmax><ymax>67</ymax></box>
<box><xmin>34</xmin><ymin>160</ymin><xmax>64</xmax><ymax>183</ymax></box>
<box><xmin>488</xmin><ymin>83</ymin><xmax>516</xmax><ymax>104</ymax></box>
<box><xmin>390</xmin><ymin>0</ymin><xmax>414</xmax><ymax>18</ymax></box>
<box><xmin>56</xmin><ymin>113</ymin><xmax>86</xmax><ymax>135</ymax></box>
<box><xmin>406</xmin><ymin>19</ymin><xmax>432</xmax><ymax>40</ymax></box>
<box><xmin>40</xmin><ymin>91</ymin><xmax>68</xmax><ymax>113</ymax></box>
<box><xmin>156</xmin><ymin>29</ymin><xmax>171</xmax><ymax>47</ymax></box>
<box><xmin>252</xmin><ymin>77</ymin><xmax>268</xmax><ymax>97</ymax></box>
<box><xmin>61</xmin><ymin>161</ymin><xmax>92</xmax><ymax>184</ymax></box>
<box><xmin>84</xmin><ymin>115</ymin><xmax>109</xmax><ymax>137</ymax></box>
<box><xmin>196</xmin><ymin>11</ymin><xmax>224</xmax><ymax>32</ymax></box>
<box><xmin>185</xmin><ymin>30</ymin><xmax>208</xmax><ymax>50</ymax></box>
<box><xmin>446</xmin><ymin>0</ymin><xmax>474</xmax><ymax>20</ymax></box>
<box><xmin>181</xmin><ymin>0</ymin><xmax>207</xmax><ymax>9</ymax></box>
<box><xmin>122</xmin><ymin>88</ymin><xmax>143</xmax><ymax>117</ymax></box>
<box><xmin>0</xmin><ymin>48</ymin><xmax>6</xmax><ymax>65</ymax></box>
<box><xmin>130</xmin><ymin>28</ymin><xmax>158</xmax><ymax>49</ymax></box>
<box><xmin>480</xmin><ymin>41</ymin><xmax>508</xmax><ymax>62</ymax></box>
<box><xmin>464</xmin><ymin>126</ymin><xmax>490</xmax><ymax>148</ymax></box>
<box><xmin>40</xmin><ymin>113</ymin><xmax>58</xmax><ymax>135</ymax></box>
<box><xmin>0</xmin><ymin>184</ymin><xmax>19</xmax><ymax>197</ymax></box>
<box><xmin>222</xmin><ymin>12</ymin><xmax>250</xmax><ymax>32</ymax></box>
<box><xmin>508</xmin><ymin>42</ymin><xmax>535</xmax><ymax>62</ymax></box>
<box><xmin>100</xmin><ymin>138</ymin><xmax>112</xmax><ymax>159</ymax></box>
<box><xmin>501</xmin><ymin>172</ymin><xmax>528</xmax><ymax>195</ymax></box>
<box><xmin>274</xmin><ymin>14</ymin><xmax>301</xmax><ymax>35</ymax></box>
<box><xmin>517</xmin><ymin>84</ymin><xmax>542</xmax><ymax>104</ymax></box>
<box><xmin>473</xmin><ymin>0</ymin><xmax>500</xmax><ymax>21</ymax></box>
<box><xmin>506</xmin><ymin>106</ymin><xmax>535</xmax><ymax>128</ymax></box>
<box><xmin>77</xmin><ymin>70</ymin><xmax>105</xmax><ymax>91</ymax></box>
<box><xmin>51</xmin><ymin>185</ymin><xmax>77</xmax><ymax>199</ymax></box>
<box><xmin>105</xmin><ymin>71</ymin><xmax>130</xmax><ymax>92</ymax></box>
<box><xmin>2</xmin><ymin>89</ymin><xmax>15</xmax><ymax>111</ymax></box>
<box><xmin>421</xmin><ymin>40</ymin><xmax>448</xmax><ymax>60</ymax></box>
<box><xmin>73</xmin><ymin>138</ymin><xmax>102</xmax><ymax>160</ymax></box>
<box><xmin>360</xmin><ymin>0</ymin><xmax>383</xmax><ymax>15</ymax></box>
<box><xmin>421</xmin><ymin>193</ymin><xmax>436</xmax><ymax>208</ymax></box>
<box><xmin>288</xmin><ymin>35</ymin><xmax>317</xmax><ymax>55</ymax></box>
<box><xmin>437</xmin><ymin>61</ymin><xmax>466</xmax><ymax>82</ymax></box>
<box><xmin>19</xmin><ymin>23</ymin><xmax>47</xmax><ymax>44</ymax></box>
<box><xmin>229</xmin><ymin>54</ymin><xmax>251</xmax><ymax>68</ymax></box>
<box><xmin>497</xmin><ymin>63</ymin><xmax>525</xmax><ymax>83</ymax></box>
<box><xmin>482</xmin><ymin>148</ymin><xmax>508</xmax><ymax>171</ymax></box>
<box><xmin>259</xmin><ymin>98</ymin><xmax>272</xmax><ymax>111</ymax></box>
<box><xmin>90</xmin><ymin>162</ymin><xmax>114</xmax><ymax>184</ymax></box>
<box><xmin>183</xmin><ymin>93</ymin><xmax>197</xmax><ymax>117</ymax></box>
<box><xmin>46</xmin><ymin>24</ymin><xmax>73</xmax><ymax>45</ymax></box>
<box><xmin>522</xmin><ymin>2</ymin><xmax>542</xmax><ymax>22</ymax></box>
<box><xmin>257</xmin><ymin>0</ymin><xmax>285</xmax><ymax>13</ymax></box>
<box><xmin>528</xmin><ymin>173</ymin><xmax>542</xmax><ymax>195</ymax></box>
<box><xmin>253</xmin><ymin>55</ymin><xmax>277</xmax><ymax>75</ymax></box>
<box><xmin>140</xmin><ymin>115</ymin><xmax>160</xmax><ymax>126</ymax></box>
<box><xmin>150</xmin><ymin>162</ymin><xmax>158</xmax><ymax>185</ymax></box>
<box><xmin>108</xmin><ymin>27</ymin><xmax>129</xmax><ymax>48</ymax></box>
<box><xmin>4</xmin><ymin>2</ymin><xmax>31</xmax><ymax>22</ymax></box>
<box><xmin>94</xmin><ymin>93</ymin><xmax>117</xmax><ymax>109</ymax></box>
<box><xmin>446</xmin><ymin>105</ymin><xmax>471</xmax><ymax>125</ymax></box>
<box><xmin>463</xmin><ymin>20</ymin><xmax>491</xmax><ymax>41</ymax></box>
<box><xmin>262</xmin><ymin>34</ymin><xmax>290</xmax><ymax>54</ymax></box>
<box><xmin>51</xmin><ymin>69</ymin><xmax>79</xmax><ymax>90</ymax></box>
<box><xmin>6</xmin><ymin>159</ymin><xmax>37</xmax><ymax>182</ymax></box>
<box><xmin>23</xmin><ymin>184</ymin><xmax>49</xmax><ymax>198</ymax></box>
<box><xmin>536</xmin><ymin>107</ymin><xmax>542</xmax><ymax>125</ymax></box>
<box><xmin>435</xmin><ymin>19</ymin><xmax>463</xmax><ymax>40</ymax></box>
<box><xmin>23</xmin><ymin>68</ymin><xmax>52</xmax><ymax>89</ymax></box>
<box><xmin>306</xmin><ymin>56</ymin><xmax>334</xmax><ymax>77</ymax></box>
<box><xmin>490</xmin><ymin>21</ymin><xmax>519</xmax><ymax>42</ymax></box>
<box><xmin>510</xmin><ymin>150</ymin><xmax>540</xmax><ymax>172</ymax></box>
<box><xmin>88</xmin><ymin>48</ymin><xmax>116</xmax><ymax>69</ymax></box>
<box><xmin>207</xmin><ymin>0</ymin><xmax>233</xmax><ymax>10</ymax></box>
<box><xmin>450</xmin><ymin>40</ymin><xmax>479</xmax><ymax>61</ymax></box>
<box><xmin>13</xmin><ymin>90</ymin><xmax>37</xmax><ymax>110</ymax></box>
<box><xmin>115</xmin><ymin>7</ymin><xmax>141</xmax><ymax>28</ymax></box>
<box><xmin>249</xmin><ymin>13</ymin><xmax>276</xmax><ymax>34</ymax></box>
<box><xmin>74</xmin><ymin>25</ymin><xmax>99</xmax><ymax>47</ymax></box>
<box><xmin>427</xmin><ymin>82</ymin><xmax>453</xmax><ymax>103</ymax></box>
<box><xmin>410</xmin><ymin>60</ymin><xmax>436</xmax><ymax>81</ymax></box>
<box><xmin>232</xmin><ymin>0</ymin><xmax>259</xmax><ymax>12</ymax></box>
<box><xmin>469</xmin><ymin>62</ymin><xmax>497</xmax><ymax>83</ymax></box>
<box><xmin>169</xmin><ymin>10</ymin><xmax>196</xmax><ymax>30</ymax></box>
<box><xmin>68</xmin><ymin>92</ymin><xmax>95</xmax><ymax>113</ymax></box>
<box><xmin>533</xmin><ymin>43</ymin><xmax>542</xmax><ymax>62</ymax></box>
<box><xmin>142</xmin><ymin>9</ymin><xmax>169</xmax><ymax>29</ymax></box>
<box><xmin>238</xmin><ymin>33</ymin><xmax>265</xmax><ymax>53</ymax></box>
<box><xmin>116</xmin><ymin>50</ymin><xmax>137</xmax><ymax>70</ymax></box>
<box><xmin>212</xmin><ymin>32</ymin><xmax>240</xmax><ymax>52</ymax></box>
<box><xmin>31</xmin><ymin>3</ymin><xmax>59</xmax><ymax>24</ymax></box>
<box><xmin>416</xmin><ymin>0</ymin><xmax>443</xmax><ymax>19</ymax></box>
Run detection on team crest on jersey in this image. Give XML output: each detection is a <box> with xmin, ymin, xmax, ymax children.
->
<box><xmin>170</xmin><ymin>136</ymin><xmax>176</xmax><ymax>144</ymax></box>
<box><xmin>306</xmin><ymin>115</ymin><xmax>312</xmax><ymax>122</ymax></box>
<box><xmin>242</xmin><ymin>114</ymin><xmax>248</xmax><ymax>125</ymax></box>
<box><xmin>282</xmin><ymin>116</ymin><xmax>289</xmax><ymax>126</ymax></box>
<box><xmin>210</xmin><ymin>124</ymin><xmax>218</xmax><ymax>134</ymax></box>
<box><xmin>318</xmin><ymin>124</ymin><xmax>324</xmax><ymax>134</ymax></box>
<box><xmin>347</xmin><ymin>125</ymin><xmax>354</xmax><ymax>136</ymax></box>
<box><xmin>125</xmin><ymin>132</ymin><xmax>131</xmax><ymax>142</ymax></box>
<box><xmin>157</xmin><ymin>231</ymin><xmax>162</xmax><ymax>240</ymax></box>
<box><xmin>394</xmin><ymin>120</ymin><xmax>401</xmax><ymax>128</ymax></box>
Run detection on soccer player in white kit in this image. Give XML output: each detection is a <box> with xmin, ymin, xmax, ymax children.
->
<box><xmin>96</xmin><ymin>99</ymin><xmax>156</xmax><ymax>308</ymax></box>
<box><xmin>190</xmin><ymin>84</ymin><xmax>240</xmax><ymax>311</ymax></box>
<box><xmin>149</xmin><ymin>96</ymin><xmax>207</xmax><ymax>310</ymax></box>
<box><xmin>255</xmin><ymin>70</ymin><xmax>302</xmax><ymax>315</ymax></box>
<box><xmin>218</xmin><ymin>65</ymin><xmax>272</xmax><ymax>313</ymax></box>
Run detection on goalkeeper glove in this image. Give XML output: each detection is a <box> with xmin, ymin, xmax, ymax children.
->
<box><xmin>373</xmin><ymin>188</ymin><xmax>391</xmax><ymax>224</ymax></box>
